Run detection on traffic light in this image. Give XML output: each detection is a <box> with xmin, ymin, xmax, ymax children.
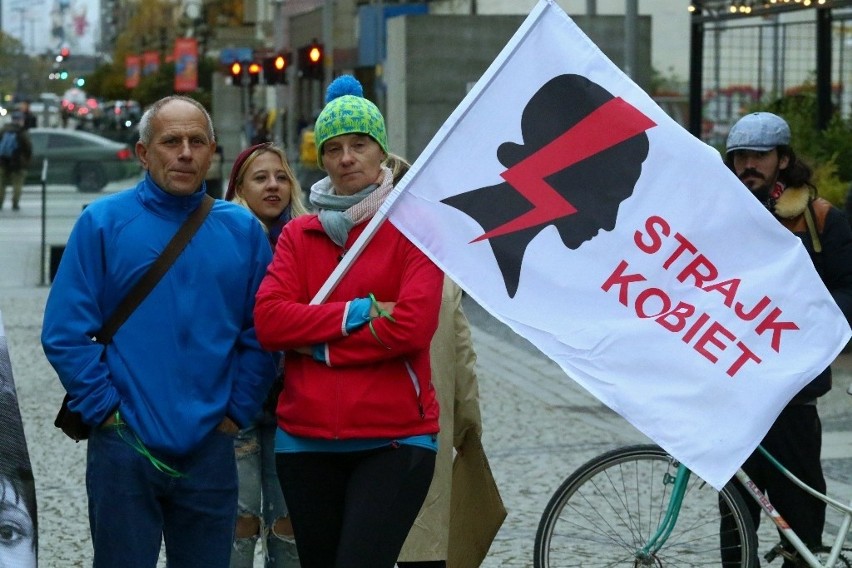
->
<box><xmin>263</xmin><ymin>53</ymin><xmax>288</xmax><ymax>85</ymax></box>
<box><xmin>230</xmin><ymin>61</ymin><xmax>244</xmax><ymax>86</ymax></box>
<box><xmin>299</xmin><ymin>41</ymin><xmax>323</xmax><ymax>80</ymax></box>
<box><xmin>247</xmin><ymin>61</ymin><xmax>262</xmax><ymax>86</ymax></box>
<box><xmin>308</xmin><ymin>43</ymin><xmax>322</xmax><ymax>66</ymax></box>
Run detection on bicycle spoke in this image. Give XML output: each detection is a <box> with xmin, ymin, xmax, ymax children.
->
<box><xmin>534</xmin><ymin>445</ymin><xmax>757</xmax><ymax>568</ymax></box>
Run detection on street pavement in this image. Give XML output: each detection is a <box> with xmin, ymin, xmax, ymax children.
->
<box><xmin>2</xmin><ymin>186</ymin><xmax>852</xmax><ymax>567</ymax></box>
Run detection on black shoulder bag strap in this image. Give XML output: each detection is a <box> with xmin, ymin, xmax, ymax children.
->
<box><xmin>95</xmin><ymin>194</ymin><xmax>214</xmax><ymax>344</ymax></box>
<box><xmin>56</xmin><ymin>194</ymin><xmax>214</xmax><ymax>441</ymax></box>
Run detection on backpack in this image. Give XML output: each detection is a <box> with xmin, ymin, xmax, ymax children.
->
<box><xmin>0</xmin><ymin>130</ymin><xmax>19</xmax><ymax>161</ymax></box>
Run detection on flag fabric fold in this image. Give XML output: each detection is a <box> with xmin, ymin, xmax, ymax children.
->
<box><xmin>380</xmin><ymin>0</ymin><xmax>850</xmax><ymax>489</ymax></box>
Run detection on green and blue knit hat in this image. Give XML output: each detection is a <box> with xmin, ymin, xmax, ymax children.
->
<box><xmin>314</xmin><ymin>75</ymin><xmax>388</xmax><ymax>169</ymax></box>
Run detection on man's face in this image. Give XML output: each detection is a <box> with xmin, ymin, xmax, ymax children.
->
<box><xmin>730</xmin><ymin>148</ymin><xmax>789</xmax><ymax>197</ymax></box>
<box><xmin>136</xmin><ymin>100</ymin><xmax>216</xmax><ymax>197</ymax></box>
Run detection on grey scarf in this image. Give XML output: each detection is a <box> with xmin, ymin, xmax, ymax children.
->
<box><xmin>309</xmin><ymin>166</ymin><xmax>394</xmax><ymax>247</ymax></box>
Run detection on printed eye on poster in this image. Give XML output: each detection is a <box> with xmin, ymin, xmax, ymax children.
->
<box><xmin>0</xmin><ymin>312</ymin><xmax>38</xmax><ymax>567</ymax></box>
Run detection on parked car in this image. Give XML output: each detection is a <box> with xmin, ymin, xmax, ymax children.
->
<box><xmin>26</xmin><ymin>128</ymin><xmax>141</xmax><ymax>192</ymax></box>
<box><xmin>101</xmin><ymin>100</ymin><xmax>141</xmax><ymax>130</ymax></box>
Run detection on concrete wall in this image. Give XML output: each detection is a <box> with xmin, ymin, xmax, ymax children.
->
<box><xmin>428</xmin><ymin>0</ymin><xmax>690</xmax><ymax>81</ymax></box>
<box><xmin>211</xmin><ymin>71</ymin><xmax>248</xmax><ymax>192</ymax></box>
<box><xmin>385</xmin><ymin>14</ymin><xmax>651</xmax><ymax>161</ymax></box>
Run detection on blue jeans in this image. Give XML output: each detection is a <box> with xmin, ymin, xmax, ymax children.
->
<box><xmin>87</xmin><ymin>423</ymin><xmax>238</xmax><ymax>568</ymax></box>
<box><xmin>231</xmin><ymin>414</ymin><xmax>300</xmax><ymax>568</ymax></box>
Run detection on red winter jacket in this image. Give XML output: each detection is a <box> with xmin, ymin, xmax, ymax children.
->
<box><xmin>254</xmin><ymin>214</ymin><xmax>443</xmax><ymax>440</ymax></box>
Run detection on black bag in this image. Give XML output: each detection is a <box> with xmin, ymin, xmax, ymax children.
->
<box><xmin>54</xmin><ymin>393</ymin><xmax>91</xmax><ymax>441</ymax></box>
<box><xmin>53</xmin><ymin>195</ymin><xmax>214</xmax><ymax>442</ymax></box>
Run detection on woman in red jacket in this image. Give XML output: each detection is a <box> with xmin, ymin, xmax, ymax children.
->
<box><xmin>254</xmin><ymin>75</ymin><xmax>444</xmax><ymax>568</ymax></box>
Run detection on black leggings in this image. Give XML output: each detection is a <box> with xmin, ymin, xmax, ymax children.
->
<box><xmin>277</xmin><ymin>445</ymin><xmax>436</xmax><ymax>568</ymax></box>
<box><xmin>720</xmin><ymin>405</ymin><xmax>825</xmax><ymax>567</ymax></box>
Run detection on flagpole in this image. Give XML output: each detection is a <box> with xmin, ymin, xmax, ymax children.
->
<box><xmin>310</xmin><ymin>203</ymin><xmax>391</xmax><ymax>304</ymax></box>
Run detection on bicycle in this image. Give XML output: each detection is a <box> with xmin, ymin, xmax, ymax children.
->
<box><xmin>534</xmin><ymin>443</ymin><xmax>852</xmax><ymax>567</ymax></box>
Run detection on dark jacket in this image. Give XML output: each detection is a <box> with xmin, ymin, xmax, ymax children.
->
<box><xmin>0</xmin><ymin>124</ymin><xmax>32</xmax><ymax>172</ymax></box>
<box><xmin>773</xmin><ymin>185</ymin><xmax>852</xmax><ymax>402</ymax></box>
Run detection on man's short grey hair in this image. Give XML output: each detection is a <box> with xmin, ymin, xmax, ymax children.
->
<box><xmin>137</xmin><ymin>96</ymin><xmax>216</xmax><ymax>145</ymax></box>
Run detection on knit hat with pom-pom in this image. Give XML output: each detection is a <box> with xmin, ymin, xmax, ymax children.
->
<box><xmin>313</xmin><ymin>75</ymin><xmax>388</xmax><ymax>169</ymax></box>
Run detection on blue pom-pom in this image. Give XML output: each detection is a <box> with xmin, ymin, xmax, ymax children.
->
<box><xmin>325</xmin><ymin>75</ymin><xmax>364</xmax><ymax>103</ymax></box>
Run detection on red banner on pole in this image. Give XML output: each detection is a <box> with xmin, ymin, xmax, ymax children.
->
<box><xmin>143</xmin><ymin>51</ymin><xmax>160</xmax><ymax>76</ymax></box>
<box><xmin>174</xmin><ymin>38</ymin><xmax>198</xmax><ymax>92</ymax></box>
<box><xmin>125</xmin><ymin>55</ymin><xmax>141</xmax><ymax>89</ymax></box>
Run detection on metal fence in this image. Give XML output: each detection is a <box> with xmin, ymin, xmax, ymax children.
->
<box><xmin>700</xmin><ymin>11</ymin><xmax>852</xmax><ymax>146</ymax></box>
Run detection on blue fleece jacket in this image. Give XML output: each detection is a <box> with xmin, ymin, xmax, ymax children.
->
<box><xmin>42</xmin><ymin>174</ymin><xmax>277</xmax><ymax>455</ymax></box>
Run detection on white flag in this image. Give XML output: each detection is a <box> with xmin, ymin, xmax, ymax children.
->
<box><xmin>382</xmin><ymin>0</ymin><xmax>851</xmax><ymax>489</ymax></box>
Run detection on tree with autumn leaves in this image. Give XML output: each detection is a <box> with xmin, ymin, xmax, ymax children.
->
<box><xmin>85</xmin><ymin>0</ymin><xmax>243</xmax><ymax>109</ymax></box>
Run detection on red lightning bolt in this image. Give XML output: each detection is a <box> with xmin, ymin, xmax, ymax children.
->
<box><xmin>472</xmin><ymin>97</ymin><xmax>657</xmax><ymax>243</ymax></box>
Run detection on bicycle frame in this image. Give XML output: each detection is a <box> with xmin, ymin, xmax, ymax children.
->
<box><xmin>645</xmin><ymin>445</ymin><xmax>852</xmax><ymax>567</ymax></box>
<box><xmin>638</xmin><ymin>467</ymin><xmax>690</xmax><ymax>557</ymax></box>
<box><xmin>733</xmin><ymin>445</ymin><xmax>852</xmax><ymax>568</ymax></box>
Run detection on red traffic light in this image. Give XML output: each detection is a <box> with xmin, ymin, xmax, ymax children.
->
<box><xmin>308</xmin><ymin>45</ymin><xmax>322</xmax><ymax>64</ymax></box>
<box><xmin>247</xmin><ymin>61</ymin><xmax>261</xmax><ymax>85</ymax></box>
<box><xmin>230</xmin><ymin>61</ymin><xmax>244</xmax><ymax>86</ymax></box>
<box><xmin>300</xmin><ymin>42</ymin><xmax>323</xmax><ymax>80</ymax></box>
<box><xmin>60</xmin><ymin>46</ymin><xmax>70</xmax><ymax>58</ymax></box>
<box><xmin>264</xmin><ymin>54</ymin><xmax>289</xmax><ymax>85</ymax></box>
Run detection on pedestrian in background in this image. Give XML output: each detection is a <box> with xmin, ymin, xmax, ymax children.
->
<box><xmin>18</xmin><ymin>101</ymin><xmax>37</xmax><ymax>130</ymax></box>
<box><xmin>225</xmin><ymin>142</ymin><xmax>306</xmax><ymax>568</ymax></box>
<box><xmin>254</xmin><ymin>75</ymin><xmax>444</xmax><ymax>568</ymax></box>
<box><xmin>382</xmin><ymin>154</ymin><xmax>485</xmax><ymax>568</ymax></box>
<box><xmin>0</xmin><ymin>111</ymin><xmax>33</xmax><ymax>212</ymax></box>
<box><xmin>42</xmin><ymin>95</ymin><xmax>278</xmax><ymax>568</ymax></box>
<box><xmin>721</xmin><ymin>111</ymin><xmax>852</xmax><ymax>566</ymax></box>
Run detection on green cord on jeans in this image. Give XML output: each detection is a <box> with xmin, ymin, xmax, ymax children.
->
<box><xmin>115</xmin><ymin>414</ymin><xmax>185</xmax><ymax>478</ymax></box>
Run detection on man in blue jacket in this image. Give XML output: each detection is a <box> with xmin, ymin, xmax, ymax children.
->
<box><xmin>42</xmin><ymin>95</ymin><xmax>278</xmax><ymax>568</ymax></box>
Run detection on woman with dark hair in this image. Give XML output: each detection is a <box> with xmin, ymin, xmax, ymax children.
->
<box><xmin>0</xmin><ymin>392</ymin><xmax>37</xmax><ymax>568</ymax></box>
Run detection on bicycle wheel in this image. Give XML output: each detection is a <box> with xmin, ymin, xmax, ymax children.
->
<box><xmin>534</xmin><ymin>444</ymin><xmax>757</xmax><ymax>567</ymax></box>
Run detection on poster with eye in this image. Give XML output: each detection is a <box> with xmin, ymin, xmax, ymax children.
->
<box><xmin>0</xmin><ymin>312</ymin><xmax>38</xmax><ymax>567</ymax></box>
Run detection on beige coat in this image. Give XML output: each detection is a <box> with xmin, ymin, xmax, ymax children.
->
<box><xmin>398</xmin><ymin>278</ymin><xmax>483</xmax><ymax>562</ymax></box>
